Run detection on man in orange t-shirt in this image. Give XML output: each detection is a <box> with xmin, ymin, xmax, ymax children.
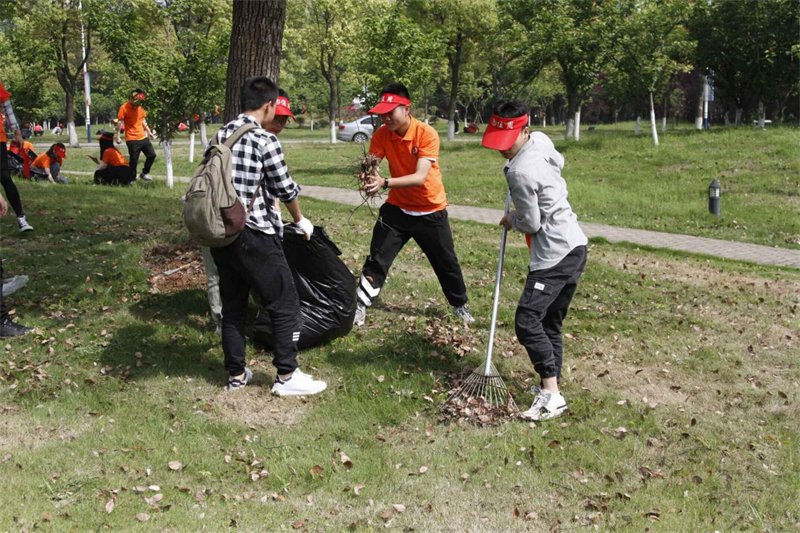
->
<box><xmin>115</xmin><ymin>88</ymin><xmax>156</xmax><ymax>182</ymax></box>
<box><xmin>355</xmin><ymin>82</ymin><xmax>472</xmax><ymax>327</ymax></box>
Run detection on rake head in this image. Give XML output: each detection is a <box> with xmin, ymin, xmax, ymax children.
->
<box><xmin>442</xmin><ymin>360</ymin><xmax>519</xmax><ymax>418</ymax></box>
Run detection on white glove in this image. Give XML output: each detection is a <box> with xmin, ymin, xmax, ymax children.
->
<box><xmin>296</xmin><ymin>217</ymin><xmax>314</xmax><ymax>240</ymax></box>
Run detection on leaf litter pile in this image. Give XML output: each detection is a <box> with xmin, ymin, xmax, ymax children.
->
<box><xmin>438</xmin><ymin>367</ymin><xmax>521</xmax><ymax>427</ymax></box>
<box><xmin>142</xmin><ymin>242</ymin><xmax>205</xmax><ymax>293</ymax></box>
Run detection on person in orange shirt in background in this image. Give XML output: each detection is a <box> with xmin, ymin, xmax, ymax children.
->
<box><xmin>115</xmin><ymin>88</ymin><xmax>156</xmax><ymax>183</ymax></box>
<box><xmin>94</xmin><ymin>131</ymin><xmax>134</xmax><ymax>186</ymax></box>
<box><xmin>31</xmin><ymin>143</ymin><xmax>68</xmax><ymax>184</ymax></box>
<box><xmin>356</xmin><ymin>82</ymin><xmax>473</xmax><ymax>327</ymax></box>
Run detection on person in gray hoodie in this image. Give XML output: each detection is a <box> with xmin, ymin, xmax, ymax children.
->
<box><xmin>482</xmin><ymin>100</ymin><xmax>588</xmax><ymax>422</ymax></box>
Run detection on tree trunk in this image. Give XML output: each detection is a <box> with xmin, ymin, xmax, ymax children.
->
<box><xmin>223</xmin><ymin>0</ymin><xmax>286</xmax><ymax>122</ymax></box>
<box><xmin>723</xmin><ymin>111</ymin><xmax>730</xmax><ymax>126</ymax></box>
<box><xmin>662</xmin><ymin>96</ymin><xmax>668</xmax><ymax>133</ymax></box>
<box><xmin>735</xmin><ymin>107</ymin><xmax>743</xmax><ymax>126</ymax></box>
<box><xmin>199</xmin><ymin>119</ymin><xmax>208</xmax><ymax>146</ymax></box>
<box><xmin>164</xmin><ymin>141</ymin><xmax>173</xmax><ymax>188</ymax></box>
<box><xmin>328</xmin><ymin>74</ymin><xmax>337</xmax><ymax>144</ymax></box>
<box><xmin>189</xmin><ymin>131</ymin><xmax>195</xmax><ymax>163</ymax></box>
<box><xmin>574</xmin><ymin>108</ymin><xmax>581</xmax><ymax>141</ymax></box>
<box><xmin>65</xmin><ymin>91</ymin><xmax>79</xmax><ymax>147</ymax></box>
<box><xmin>635</xmin><ymin>115</ymin><xmax>641</xmax><ymax>135</ymax></box>
<box><xmin>447</xmin><ymin>31</ymin><xmax>463</xmax><ymax>142</ymax></box>
<box><xmin>542</xmin><ymin>106</ymin><xmax>546</xmax><ymax>128</ymax></box>
<box><xmin>649</xmin><ymin>92</ymin><xmax>659</xmax><ymax>147</ymax></box>
<box><xmin>757</xmin><ymin>101</ymin><xmax>766</xmax><ymax>129</ymax></box>
<box><xmin>695</xmin><ymin>76</ymin><xmax>704</xmax><ymax>130</ymax></box>
<box><xmin>565</xmin><ymin>91</ymin><xmax>580</xmax><ymax>140</ymax></box>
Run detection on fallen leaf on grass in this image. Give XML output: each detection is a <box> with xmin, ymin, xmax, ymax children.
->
<box><xmin>144</xmin><ymin>494</ymin><xmax>163</xmax><ymax>506</ymax></box>
<box><xmin>379</xmin><ymin>510</ymin><xmax>394</xmax><ymax>521</ymax></box>
<box><xmin>340</xmin><ymin>452</ymin><xmax>353</xmax><ymax>469</ymax></box>
<box><xmin>135</xmin><ymin>513</ymin><xmax>150</xmax><ymax>522</ymax></box>
<box><xmin>41</xmin><ymin>512</ymin><xmax>53</xmax><ymax>522</ymax></box>
<box><xmin>418</xmin><ymin>466</ymin><xmax>428</xmax><ymax>474</ymax></box>
<box><xmin>292</xmin><ymin>520</ymin><xmax>307</xmax><ymax>529</ymax></box>
<box><xmin>393</xmin><ymin>504</ymin><xmax>406</xmax><ymax>513</ymax></box>
<box><xmin>614</xmin><ymin>427</ymin><xmax>628</xmax><ymax>439</ymax></box>
<box><xmin>525</xmin><ymin>511</ymin><xmax>539</xmax><ymax>521</ymax></box>
<box><xmin>343</xmin><ymin>484</ymin><xmax>365</xmax><ymax>495</ymax></box>
<box><xmin>168</xmin><ymin>461</ymin><xmax>182</xmax><ymax>471</ymax></box>
<box><xmin>105</xmin><ymin>499</ymin><xmax>115</xmax><ymax>514</ymax></box>
<box><xmin>310</xmin><ymin>465</ymin><xmax>324</xmax><ymax>478</ymax></box>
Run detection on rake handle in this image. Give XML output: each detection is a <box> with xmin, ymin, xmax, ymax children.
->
<box><xmin>484</xmin><ymin>189</ymin><xmax>511</xmax><ymax>376</ymax></box>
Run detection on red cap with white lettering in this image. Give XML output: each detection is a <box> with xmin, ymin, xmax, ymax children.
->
<box><xmin>368</xmin><ymin>93</ymin><xmax>411</xmax><ymax>114</ymax></box>
<box><xmin>481</xmin><ymin>113</ymin><xmax>529</xmax><ymax>150</ymax></box>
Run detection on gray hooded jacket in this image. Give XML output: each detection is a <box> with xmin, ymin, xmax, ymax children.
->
<box><xmin>504</xmin><ymin>132</ymin><xmax>587</xmax><ymax>271</ymax></box>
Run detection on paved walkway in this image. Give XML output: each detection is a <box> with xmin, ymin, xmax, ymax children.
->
<box><xmin>60</xmin><ymin>171</ymin><xmax>800</xmax><ymax>269</ymax></box>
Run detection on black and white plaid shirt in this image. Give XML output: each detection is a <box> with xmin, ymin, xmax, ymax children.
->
<box><xmin>211</xmin><ymin>114</ymin><xmax>299</xmax><ymax>235</ymax></box>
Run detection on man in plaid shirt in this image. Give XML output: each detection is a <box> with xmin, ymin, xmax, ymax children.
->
<box><xmin>209</xmin><ymin>76</ymin><xmax>326</xmax><ymax>396</ymax></box>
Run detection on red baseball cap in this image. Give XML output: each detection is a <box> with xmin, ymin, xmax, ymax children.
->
<box><xmin>368</xmin><ymin>93</ymin><xmax>411</xmax><ymax>114</ymax></box>
<box><xmin>275</xmin><ymin>96</ymin><xmax>295</xmax><ymax>120</ymax></box>
<box><xmin>54</xmin><ymin>145</ymin><xmax>67</xmax><ymax>159</ymax></box>
<box><xmin>481</xmin><ymin>113</ymin><xmax>529</xmax><ymax>151</ymax></box>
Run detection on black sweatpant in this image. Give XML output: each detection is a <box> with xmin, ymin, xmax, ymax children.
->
<box><xmin>0</xmin><ymin>142</ymin><xmax>24</xmax><ymax>217</ymax></box>
<box><xmin>0</xmin><ymin>258</ymin><xmax>7</xmax><ymax>323</ymax></box>
<box><xmin>94</xmin><ymin>166</ymin><xmax>134</xmax><ymax>186</ymax></box>
<box><xmin>211</xmin><ymin>227</ymin><xmax>301</xmax><ymax>376</ymax></box>
<box><xmin>359</xmin><ymin>202</ymin><xmax>468</xmax><ymax>308</ymax></box>
<box><xmin>126</xmin><ymin>138</ymin><xmax>156</xmax><ymax>180</ymax></box>
<box><xmin>515</xmin><ymin>246</ymin><xmax>587</xmax><ymax>380</ymax></box>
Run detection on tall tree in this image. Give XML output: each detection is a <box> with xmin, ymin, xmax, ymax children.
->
<box><xmin>409</xmin><ymin>0</ymin><xmax>495</xmax><ymax>141</ymax></box>
<box><xmin>610</xmin><ymin>0</ymin><xmax>694</xmax><ymax>145</ymax></box>
<box><xmin>504</xmin><ymin>0</ymin><xmax>622</xmax><ymax>140</ymax></box>
<box><xmin>2</xmin><ymin>0</ymin><xmax>100</xmax><ymax>147</ymax></box>
<box><xmin>224</xmin><ymin>0</ymin><xmax>286</xmax><ymax>122</ymax></box>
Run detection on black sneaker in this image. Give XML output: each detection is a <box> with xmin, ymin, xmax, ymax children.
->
<box><xmin>0</xmin><ymin>319</ymin><xmax>32</xmax><ymax>337</ymax></box>
<box><xmin>227</xmin><ymin>367</ymin><xmax>253</xmax><ymax>392</ymax></box>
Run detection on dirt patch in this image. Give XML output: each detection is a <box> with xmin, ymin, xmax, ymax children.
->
<box><xmin>0</xmin><ymin>406</ymin><xmax>90</xmax><ymax>452</ymax></box>
<box><xmin>204</xmin><ymin>378</ymin><xmax>310</xmax><ymax>428</ymax></box>
<box><xmin>142</xmin><ymin>241</ymin><xmax>206</xmax><ymax>293</ymax></box>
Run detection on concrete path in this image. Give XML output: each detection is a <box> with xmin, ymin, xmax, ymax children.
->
<box><xmin>59</xmin><ymin>171</ymin><xmax>800</xmax><ymax>269</ymax></box>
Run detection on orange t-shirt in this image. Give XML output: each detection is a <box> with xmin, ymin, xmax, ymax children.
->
<box><xmin>32</xmin><ymin>153</ymin><xmax>55</xmax><ymax>170</ymax></box>
<box><xmin>117</xmin><ymin>102</ymin><xmax>147</xmax><ymax>141</ymax></box>
<box><xmin>102</xmin><ymin>148</ymin><xmax>128</xmax><ymax>167</ymax></box>
<box><xmin>23</xmin><ymin>141</ymin><xmax>34</xmax><ymax>152</ymax></box>
<box><xmin>369</xmin><ymin>116</ymin><xmax>447</xmax><ymax>213</ymax></box>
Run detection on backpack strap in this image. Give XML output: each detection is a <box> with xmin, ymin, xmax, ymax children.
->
<box><xmin>220</xmin><ymin>122</ymin><xmax>258</xmax><ymax>149</ymax></box>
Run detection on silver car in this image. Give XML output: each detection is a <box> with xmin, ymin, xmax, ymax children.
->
<box><xmin>337</xmin><ymin>115</ymin><xmax>379</xmax><ymax>143</ymax></box>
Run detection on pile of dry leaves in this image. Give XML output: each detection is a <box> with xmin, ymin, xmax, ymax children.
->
<box><xmin>142</xmin><ymin>242</ymin><xmax>205</xmax><ymax>293</ymax></box>
<box><xmin>423</xmin><ymin>317</ymin><xmax>480</xmax><ymax>358</ymax></box>
<box><xmin>439</xmin><ymin>394</ymin><xmax>520</xmax><ymax>426</ymax></box>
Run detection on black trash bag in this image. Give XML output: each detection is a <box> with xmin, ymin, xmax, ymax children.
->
<box><xmin>254</xmin><ymin>224</ymin><xmax>356</xmax><ymax>351</ymax></box>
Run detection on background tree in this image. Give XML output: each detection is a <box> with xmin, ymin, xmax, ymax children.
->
<box><xmin>224</xmin><ymin>0</ymin><xmax>286</xmax><ymax>122</ymax></box>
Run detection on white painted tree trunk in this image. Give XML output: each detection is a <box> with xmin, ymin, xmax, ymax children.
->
<box><xmin>542</xmin><ymin>113</ymin><xmax>546</xmax><ymax>128</ymax></box>
<box><xmin>757</xmin><ymin>101</ymin><xmax>766</xmax><ymax>129</ymax></box>
<box><xmin>199</xmin><ymin>120</ymin><xmax>208</xmax><ymax>147</ymax></box>
<box><xmin>330</xmin><ymin>121</ymin><xmax>337</xmax><ymax>143</ymax></box>
<box><xmin>635</xmin><ymin>115</ymin><xmax>641</xmax><ymax>135</ymax></box>
<box><xmin>565</xmin><ymin>118</ymin><xmax>575</xmax><ymax>140</ymax></box>
<box><xmin>189</xmin><ymin>131</ymin><xmax>195</xmax><ymax>163</ymax></box>
<box><xmin>649</xmin><ymin>92</ymin><xmax>659</xmax><ymax>147</ymax></box>
<box><xmin>735</xmin><ymin>108</ymin><xmax>743</xmax><ymax>125</ymax></box>
<box><xmin>695</xmin><ymin>76</ymin><xmax>705</xmax><ymax>130</ymax></box>
<box><xmin>163</xmin><ymin>141</ymin><xmax>174</xmax><ymax>188</ymax></box>
<box><xmin>662</xmin><ymin>115</ymin><xmax>667</xmax><ymax>133</ymax></box>
<box><xmin>447</xmin><ymin>120</ymin><xmax>455</xmax><ymax>141</ymax></box>
<box><xmin>67</xmin><ymin>121</ymin><xmax>79</xmax><ymax>147</ymax></box>
<box><xmin>574</xmin><ymin>109</ymin><xmax>581</xmax><ymax>141</ymax></box>
<box><xmin>310</xmin><ymin>114</ymin><xmax>314</xmax><ymax>130</ymax></box>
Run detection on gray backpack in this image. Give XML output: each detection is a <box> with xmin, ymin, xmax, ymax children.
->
<box><xmin>183</xmin><ymin>123</ymin><xmax>261</xmax><ymax>247</ymax></box>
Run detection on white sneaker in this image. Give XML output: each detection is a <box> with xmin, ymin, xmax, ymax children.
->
<box><xmin>139</xmin><ymin>173</ymin><xmax>153</xmax><ymax>183</ymax></box>
<box><xmin>452</xmin><ymin>304</ymin><xmax>475</xmax><ymax>325</ymax></box>
<box><xmin>18</xmin><ymin>217</ymin><xmax>33</xmax><ymax>233</ymax></box>
<box><xmin>353</xmin><ymin>303</ymin><xmax>366</xmax><ymax>326</ymax></box>
<box><xmin>521</xmin><ymin>390</ymin><xmax>568</xmax><ymax>421</ymax></box>
<box><xmin>271</xmin><ymin>368</ymin><xmax>327</xmax><ymax>396</ymax></box>
<box><xmin>227</xmin><ymin>367</ymin><xmax>253</xmax><ymax>392</ymax></box>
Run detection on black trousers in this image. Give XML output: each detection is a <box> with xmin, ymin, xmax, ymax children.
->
<box><xmin>0</xmin><ymin>259</ymin><xmax>7</xmax><ymax>323</ymax></box>
<box><xmin>126</xmin><ymin>138</ymin><xmax>156</xmax><ymax>179</ymax></box>
<box><xmin>94</xmin><ymin>166</ymin><xmax>135</xmax><ymax>186</ymax></box>
<box><xmin>0</xmin><ymin>142</ymin><xmax>24</xmax><ymax>217</ymax></box>
<box><xmin>211</xmin><ymin>227</ymin><xmax>300</xmax><ymax>376</ymax></box>
<box><xmin>359</xmin><ymin>202</ymin><xmax>468</xmax><ymax>308</ymax></box>
<box><xmin>515</xmin><ymin>246</ymin><xmax>587</xmax><ymax>380</ymax></box>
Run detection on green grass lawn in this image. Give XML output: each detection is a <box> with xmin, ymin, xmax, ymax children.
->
<box><xmin>39</xmin><ymin>122</ymin><xmax>800</xmax><ymax>249</ymax></box>
<box><xmin>1</xmin><ymin>177</ymin><xmax>798</xmax><ymax>532</ymax></box>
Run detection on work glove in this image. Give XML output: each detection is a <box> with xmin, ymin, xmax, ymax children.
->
<box><xmin>296</xmin><ymin>217</ymin><xmax>314</xmax><ymax>241</ymax></box>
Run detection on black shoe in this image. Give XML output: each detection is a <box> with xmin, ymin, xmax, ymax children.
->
<box><xmin>0</xmin><ymin>319</ymin><xmax>32</xmax><ymax>337</ymax></box>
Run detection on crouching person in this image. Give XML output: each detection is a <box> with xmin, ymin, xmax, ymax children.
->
<box><xmin>210</xmin><ymin>76</ymin><xmax>326</xmax><ymax>396</ymax></box>
<box><xmin>481</xmin><ymin>100</ymin><xmax>587</xmax><ymax>421</ymax></box>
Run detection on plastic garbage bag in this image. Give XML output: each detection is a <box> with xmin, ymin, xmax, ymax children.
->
<box><xmin>254</xmin><ymin>225</ymin><xmax>356</xmax><ymax>350</ymax></box>
<box><xmin>2</xmin><ymin>275</ymin><xmax>28</xmax><ymax>296</ymax></box>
